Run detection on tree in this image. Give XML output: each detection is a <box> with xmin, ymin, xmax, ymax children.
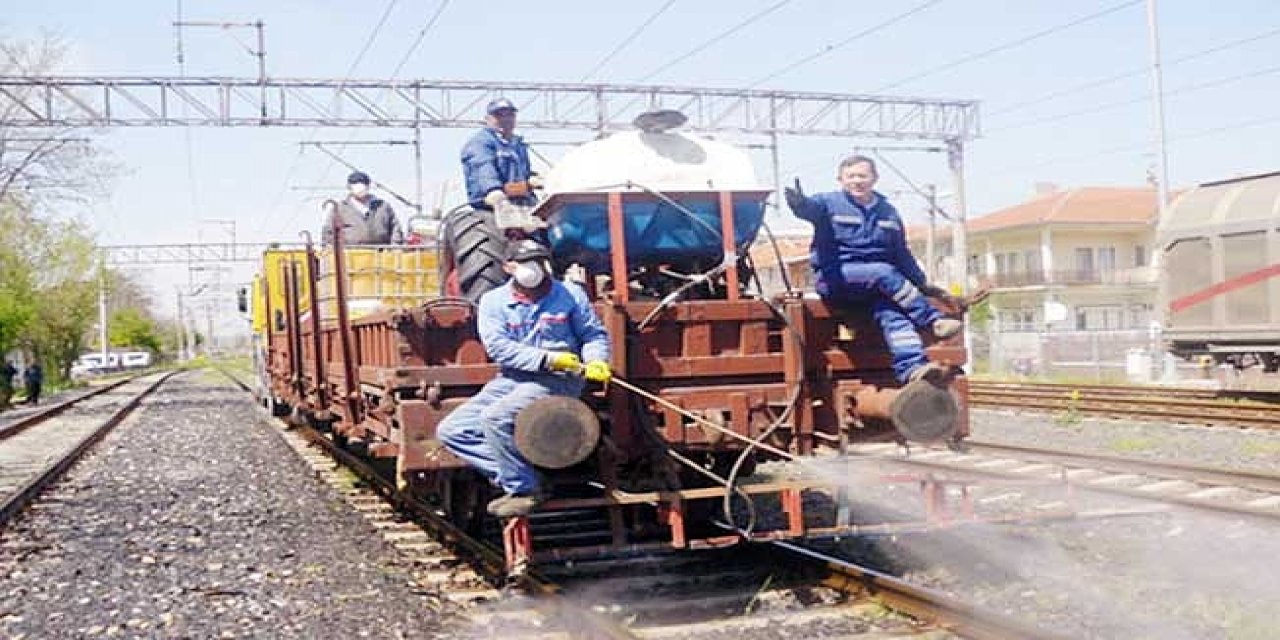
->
<box><xmin>1</xmin><ymin>37</ymin><xmax>119</xmax><ymax>207</ymax></box>
<box><xmin>109</xmin><ymin>307</ymin><xmax>163</xmax><ymax>353</ymax></box>
<box><xmin>17</xmin><ymin>213</ymin><xmax>99</xmax><ymax>380</ymax></box>
<box><xmin>0</xmin><ymin>34</ymin><xmax>121</xmax><ymax>381</ymax></box>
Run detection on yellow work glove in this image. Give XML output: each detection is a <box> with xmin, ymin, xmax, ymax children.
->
<box><xmin>583</xmin><ymin>360</ymin><xmax>612</xmax><ymax>383</ymax></box>
<box><xmin>547</xmin><ymin>352</ymin><xmax>582</xmax><ymax>373</ymax></box>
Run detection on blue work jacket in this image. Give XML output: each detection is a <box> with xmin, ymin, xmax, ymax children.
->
<box><xmin>792</xmin><ymin>190</ymin><xmax>928</xmax><ymax>287</ymax></box>
<box><xmin>461</xmin><ymin>127</ymin><xmax>535</xmax><ymax>208</ymax></box>
<box><xmin>476</xmin><ymin>280</ymin><xmax>611</xmax><ymax>385</ymax></box>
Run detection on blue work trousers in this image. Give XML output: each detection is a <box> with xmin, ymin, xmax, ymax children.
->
<box><xmin>816</xmin><ymin>261</ymin><xmax>942</xmax><ymax>383</ymax></box>
<box><xmin>437</xmin><ymin>375</ymin><xmax>577</xmax><ymax>495</ymax></box>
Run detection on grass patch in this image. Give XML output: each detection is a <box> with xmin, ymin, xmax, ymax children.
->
<box><xmin>1239</xmin><ymin>440</ymin><xmax>1280</xmax><ymax>457</ymax></box>
<box><xmin>1109</xmin><ymin>436</ymin><xmax>1157</xmax><ymax>453</ymax></box>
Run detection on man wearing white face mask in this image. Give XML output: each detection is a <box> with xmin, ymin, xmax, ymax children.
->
<box><xmin>436</xmin><ymin>240</ymin><xmax>611</xmax><ymax>518</ymax></box>
<box><xmin>321</xmin><ymin>171</ymin><xmax>404</xmax><ymax>245</ymax></box>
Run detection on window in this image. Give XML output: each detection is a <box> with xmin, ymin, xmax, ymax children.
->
<box><xmin>1129</xmin><ymin>304</ymin><xmax>1152</xmax><ymax>329</ymax></box>
<box><xmin>999</xmin><ymin>308</ymin><xmax>1038</xmax><ymax>331</ymax></box>
<box><xmin>1075</xmin><ymin>305</ymin><xmax>1124</xmax><ymax>330</ymax></box>
<box><xmin>1074</xmin><ymin>248</ymin><xmax>1094</xmax><ymax>276</ymax></box>
<box><xmin>968</xmin><ymin>255</ymin><xmax>983</xmax><ymax>276</ymax></box>
<box><xmin>1004</xmin><ymin>251</ymin><xmax>1020</xmax><ymax>273</ymax></box>
<box><xmin>1023</xmin><ymin>249</ymin><xmax>1041</xmax><ymax>274</ymax></box>
<box><xmin>1097</xmin><ymin>247</ymin><xmax>1116</xmax><ymax>273</ymax></box>
<box><xmin>1134</xmin><ymin>245</ymin><xmax>1147</xmax><ymax>267</ymax></box>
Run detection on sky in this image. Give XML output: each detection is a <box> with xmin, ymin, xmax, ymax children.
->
<box><xmin>4</xmin><ymin>0</ymin><xmax>1279</xmax><ymax>335</ymax></box>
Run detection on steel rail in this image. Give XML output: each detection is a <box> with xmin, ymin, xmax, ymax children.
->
<box><xmin>772</xmin><ymin>541</ymin><xmax>1069</xmax><ymax>640</ymax></box>
<box><xmin>225</xmin><ymin>364</ymin><xmax>1072</xmax><ymax>639</ymax></box>
<box><xmin>966</xmin><ymin>439</ymin><xmax>1280</xmax><ymax>493</ymax></box>
<box><xmin>968</xmin><ymin>389</ymin><xmax>1280</xmax><ymax>430</ymax></box>
<box><xmin>970</xmin><ymin>380</ymin><xmax>1280</xmax><ymax>404</ymax></box>
<box><xmin>215</xmin><ymin>367</ymin><xmax>639</xmax><ymax>640</ymax></box>
<box><xmin>0</xmin><ymin>376</ymin><xmax>137</xmax><ymax>441</ymax></box>
<box><xmin>851</xmin><ymin>443</ymin><xmax>1280</xmax><ymax>522</ymax></box>
<box><xmin>0</xmin><ymin>371</ymin><xmax>177</xmax><ymax>528</ymax></box>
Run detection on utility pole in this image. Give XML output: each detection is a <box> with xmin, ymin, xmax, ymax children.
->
<box><xmin>98</xmin><ymin>265</ymin><xmax>109</xmax><ymax>365</ymax></box>
<box><xmin>924</xmin><ymin>184</ymin><xmax>938</xmax><ymax>283</ymax></box>
<box><xmin>173</xmin><ymin>18</ymin><xmax>268</xmax><ymax>120</ymax></box>
<box><xmin>947</xmin><ymin>138</ymin><xmax>969</xmax><ymax>295</ymax></box>
<box><xmin>1145</xmin><ymin>0</ymin><xmax>1171</xmax><ymax>224</ymax></box>
<box><xmin>174</xmin><ymin>288</ymin><xmax>186</xmax><ymax>361</ymax></box>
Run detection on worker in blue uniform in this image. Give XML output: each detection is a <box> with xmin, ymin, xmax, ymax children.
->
<box><xmin>787</xmin><ymin>155</ymin><xmax>962</xmax><ymax>384</ymax></box>
<box><xmin>461</xmin><ymin>97</ymin><xmax>541</xmax><ymax>212</ymax></box>
<box><xmin>436</xmin><ymin>240</ymin><xmax>611</xmax><ymax>518</ymax></box>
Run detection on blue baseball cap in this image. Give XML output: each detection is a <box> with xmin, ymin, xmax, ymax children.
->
<box><xmin>347</xmin><ymin>171</ymin><xmax>371</xmax><ymax>185</ymax></box>
<box><xmin>486</xmin><ymin>97</ymin><xmax>518</xmax><ymax>115</ymax></box>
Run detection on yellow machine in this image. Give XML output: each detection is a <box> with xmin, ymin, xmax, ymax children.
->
<box><xmin>252</xmin><ymin>246</ymin><xmax>440</xmax><ymax>337</ymax></box>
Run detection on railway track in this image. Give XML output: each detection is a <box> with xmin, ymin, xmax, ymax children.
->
<box><xmin>216</xmin><ymin>365</ymin><xmax>1065</xmax><ymax>640</ymax></box>
<box><xmin>0</xmin><ymin>371</ymin><xmax>174</xmax><ymax>528</ymax></box>
<box><xmin>848</xmin><ymin>439</ymin><xmax>1280</xmax><ymax>521</ymax></box>
<box><xmin>968</xmin><ymin>380</ymin><xmax>1280</xmax><ymax>430</ymax></box>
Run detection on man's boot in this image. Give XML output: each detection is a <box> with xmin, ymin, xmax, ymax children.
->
<box><xmin>487</xmin><ymin>493</ymin><xmax>544</xmax><ymax>518</ymax></box>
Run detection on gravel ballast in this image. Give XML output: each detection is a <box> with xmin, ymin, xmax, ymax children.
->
<box><xmin>0</xmin><ymin>371</ymin><xmax>455</xmax><ymax>639</ymax></box>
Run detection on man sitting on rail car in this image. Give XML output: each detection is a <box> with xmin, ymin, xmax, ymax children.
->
<box><xmin>461</xmin><ymin>98</ymin><xmax>542</xmax><ymax>213</ymax></box>
<box><xmin>321</xmin><ymin>171</ymin><xmax>404</xmax><ymax>246</ymax></box>
<box><xmin>786</xmin><ymin>155</ymin><xmax>962</xmax><ymax>385</ymax></box>
<box><xmin>436</xmin><ymin>240</ymin><xmax>612</xmax><ymax>518</ymax></box>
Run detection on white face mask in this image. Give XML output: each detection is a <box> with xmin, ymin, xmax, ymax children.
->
<box><xmin>349</xmin><ymin>183</ymin><xmax>370</xmax><ymax>197</ymax></box>
<box><xmin>513</xmin><ymin>262</ymin><xmax>546</xmax><ymax>288</ymax></box>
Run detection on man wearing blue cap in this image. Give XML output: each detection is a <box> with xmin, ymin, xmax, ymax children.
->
<box><xmin>461</xmin><ymin>98</ymin><xmax>540</xmax><ymax>212</ymax></box>
<box><xmin>322</xmin><ymin>171</ymin><xmax>404</xmax><ymax>245</ymax></box>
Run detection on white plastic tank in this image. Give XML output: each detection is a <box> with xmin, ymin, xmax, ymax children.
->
<box><xmin>544</xmin><ymin>110</ymin><xmax>761</xmax><ymax>193</ymax></box>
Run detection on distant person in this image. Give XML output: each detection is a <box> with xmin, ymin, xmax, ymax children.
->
<box><xmin>23</xmin><ymin>362</ymin><xmax>43</xmax><ymax>405</ymax></box>
<box><xmin>786</xmin><ymin>155</ymin><xmax>962</xmax><ymax>385</ymax></box>
<box><xmin>461</xmin><ymin>98</ymin><xmax>541</xmax><ymax>213</ymax></box>
<box><xmin>0</xmin><ymin>360</ymin><xmax>15</xmax><ymax>409</ymax></box>
<box><xmin>322</xmin><ymin>171</ymin><xmax>404</xmax><ymax>246</ymax></box>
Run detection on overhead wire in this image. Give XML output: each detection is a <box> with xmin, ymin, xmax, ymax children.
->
<box><xmin>263</xmin><ymin>0</ymin><xmax>404</xmax><ymax>239</ymax></box>
<box><xmin>579</xmin><ymin>0</ymin><xmax>679</xmax><ymax>82</ymax></box>
<box><xmin>987</xmin><ymin>25</ymin><xmax>1280</xmax><ymax>117</ymax></box>
<box><xmin>988</xmin><ymin>62</ymin><xmax>1280</xmax><ymax>134</ymax></box>
<box><xmin>297</xmin><ymin>0</ymin><xmax>453</xmax><ymax>219</ymax></box>
<box><xmin>522</xmin><ymin>0</ymin><xmax>679</xmax><ymax>135</ymax></box>
<box><xmin>748</xmin><ymin>0</ymin><xmax>946</xmax><ymax>88</ymax></box>
<box><xmin>635</xmin><ymin>0</ymin><xmax>794</xmax><ymax>83</ymax></box>
<box><xmin>875</xmin><ymin>0</ymin><xmax>1143</xmax><ymax>93</ymax></box>
<box><xmin>991</xmin><ymin>112</ymin><xmax>1280</xmax><ymax>175</ymax></box>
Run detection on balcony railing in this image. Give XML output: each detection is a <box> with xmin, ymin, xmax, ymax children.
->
<box><xmin>977</xmin><ymin>266</ymin><xmax>1156</xmax><ymax>289</ymax></box>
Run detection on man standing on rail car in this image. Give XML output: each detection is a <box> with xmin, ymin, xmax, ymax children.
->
<box><xmin>436</xmin><ymin>240</ymin><xmax>611</xmax><ymax>518</ymax></box>
<box><xmin>461</xmin><ymin>98</ymin><xmax>542</xmax><ymax>213</ymax></box>
<box><xmin>786</xmin><ymin>155</ymin><xmax>962</xmax><ymax>385</ymax></box>
<box><xmin>321</xmin><ymin>171</ymin><xmax>404</xmax><ymax>245</ymax></box>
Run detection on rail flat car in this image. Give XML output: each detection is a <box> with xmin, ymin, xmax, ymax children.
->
<box><xmin>251</xmin><ymin>114</ymin><xmax>971</xmax><ymax>572</ymax></box>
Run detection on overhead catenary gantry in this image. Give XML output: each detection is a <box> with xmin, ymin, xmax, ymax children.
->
<box><xmin>0</xmin><ymin>75</ymin><xmax>980</xmax><ymax>291</ymax></box>
<box><xmin>0</xmin><ymin>76</ymin><xmax>978</xmax><ymax>139</ymax></box>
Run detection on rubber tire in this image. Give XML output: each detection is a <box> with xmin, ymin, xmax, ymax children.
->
<box><xmin>441</xmin><ymin>207</ymin><xmax>509</xmax><ymax>304</ymax></box>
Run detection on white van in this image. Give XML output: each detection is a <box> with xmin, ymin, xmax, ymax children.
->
<box><xmin>121</xmin><ymin>352</ymin><xmax>152</xmax><ymax>369</ymax></box>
